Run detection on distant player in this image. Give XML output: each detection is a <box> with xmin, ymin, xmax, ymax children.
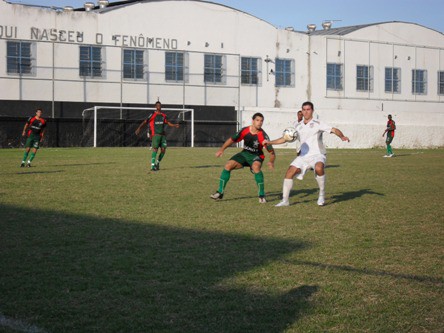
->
<box><xmin>297</xmin><ymin>110</ymin><xmax>303</xmax><ymax>123</ymax></box>
<box><xmin>382</xmin><ymin>114</ymin><xmax>396</xmax><ymax>157</ymax></box>
<box><xmin>135</xmin><ymin>101</ymin><xmax>179</xmax><ymax>171</ymax></box>
<box><xmin>20</xmin><ymin>108</ymin><xmax>46</xmax><ymax>167</ymax></box>
<box><xmin>264</xmin><ymin>101</ymin><xmax>349</xmax><ymax>206</ymax></box>
<box><xmin>210</xmin><ymin>112</ymin><xmax>275</xmax><ymax>203</ymax></box>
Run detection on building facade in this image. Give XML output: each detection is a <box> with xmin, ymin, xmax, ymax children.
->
<box><xmin>1</xmin><ymin>0</ymin><xmax>443</xmax><ymax>148</ymax></box>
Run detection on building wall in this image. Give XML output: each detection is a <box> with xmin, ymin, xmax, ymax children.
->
<box><xmin>0</xmin><ymin>0</ymin><xmax>443</xmax><ymax>148</ymax></box>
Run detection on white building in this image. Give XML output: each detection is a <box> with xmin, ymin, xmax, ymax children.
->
<box><xmin>1</xmin><ymin>0</ymin><xmax>443</xmax><ymax>148</ymax></box>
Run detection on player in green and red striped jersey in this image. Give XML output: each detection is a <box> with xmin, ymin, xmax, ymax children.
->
<box><xmin>135</xmin><ymin>101</ymin><xmax>179</xmax><ymax>171</ymax></box>
<box><xmin>382</xmin><ymin>114</ymin><xmax>396</xmax><ymax>157</ymax></box>
<box><xmin>210</xmin><ymin>112</ymin><xmax>275</xmax><ymax>203</ymax></box>
<box><xmin>20</xmin><ymin>108</ymin><xmax>47</xmax><ymax>167</ymax></box>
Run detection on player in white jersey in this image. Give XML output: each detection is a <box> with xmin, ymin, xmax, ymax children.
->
<box><xmin>264</xmin><ymin>101</ymin><xmax>350</xmax><ymax>206</ymax></box>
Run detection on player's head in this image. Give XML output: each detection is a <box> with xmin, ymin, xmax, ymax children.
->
<box><xmin>155</xmin><ymin>101</ymin><xmax>161</xmax><ymax>111</ymax></box>
<box><xmin>388</xmin><ymin>114</ymin><xmax>392</xmax><ymax>119</ymax></box>
<box><xmin>297</xmin><ymin>110</ymin><xmax>303</xmax><ymax>122</ymax></box>
<box><xmin>252</xmin><ymin>112</ymin><xmax>264</xmax><ymax>129</ymax></box>
<box><xmin>35</xmin><ymin>108</ymin><xmax>43</xmax><ymax>117</ymax></box>
<box><xmin>301</xmin><ymin>101</ymin><xmax>314</xmax><ymax>120</ymax></box>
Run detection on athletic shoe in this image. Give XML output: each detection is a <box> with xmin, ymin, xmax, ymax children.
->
<box><xmin>259</xmin><ymin>196</ymin><xmax>267</xmax><ymax>204</ymax></box>
<box><xmin>383</xmin><ymin>155</ymin><xmax>390</xmax><ymax>158</ymax></box>
<box><xmin>389</xmin><ymin>153</ymin><xmax>395</xmax><ymax>157</ymax></box>
<box><xmin>317</xmin><ymin>195</ymin><xmax>325</xmax><ymax>206</ymax></box>
<box><xmin>155</xmin><ymin>162</ymin><xmax>160</xmax><ymax>170</ymax></box>
<box><xmin>275</xmin><ymin>200</ymin><xmax>289</xmax><ymax>207</ymax></box>
<box><xmin>20</xmin><ymin>162</ymin><xmax>25</xmax><ymax>167</ymax></box>
<box><xmin>210</xmin><ymin>191</ymin><xmax>223</xmax><ymax>200</ymax></box>
<box><xmin>26</xmin><ymin>163</ymin><xmax>31</xmax><ymax>168</ymax></box>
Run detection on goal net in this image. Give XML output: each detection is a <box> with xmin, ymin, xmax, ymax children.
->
<box><xmin>81</xmin><ymin>106</ymin><xmax>194</xmax><ymax>147</ymax></box>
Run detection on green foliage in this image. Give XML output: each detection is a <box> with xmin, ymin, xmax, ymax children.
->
<box><xmin>0</xmin><ymin>148</ymin><xmax>443</xmax><ymax>332</ymax></box>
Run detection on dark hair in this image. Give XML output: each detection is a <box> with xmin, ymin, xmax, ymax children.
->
<box><xmin>155</xmin><ymin>101</ymin><xmax>161</xmax><ymax>106</ymax></box>
<box><xmin>388</xmin><ymin>114</ymin><xmax>392</xmax><ymax>118</ymax></box>
<box><xmin>301</xmin><ymin>101</ymin><xmax>314</xmax><ymax>110</ymax></box>
<box><xmin>252</xmin><ymin>112</ymin><xmax>264</xmax><ymax>120</ymax></box>
<box><xmin>36</xmin><ymin>108</ymin><xmax>43</xmax><ymax>112</ymax></box>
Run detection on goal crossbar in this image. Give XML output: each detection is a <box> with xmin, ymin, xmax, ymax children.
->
<box><xmin>82</xmin><ymin>106</ymin><xmax>194</xmax><ymax>148</ymax></box>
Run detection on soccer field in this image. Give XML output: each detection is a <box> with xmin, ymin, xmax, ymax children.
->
<box><xmin>0</xmin><ymin>147</ymin><xmax>443</xmax><ymax>332</ymax></box>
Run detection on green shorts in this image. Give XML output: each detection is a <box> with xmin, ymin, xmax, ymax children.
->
<box><xmin>151</xmin><ymin>135</ymin><xmax>167</xmax><ymax>149</ymax></box>
<box><xmin>386</xmin><ymin>134</ymin><xmax>394</xmax><ymax>144</ymax></box>
<box><xmin>25</xmin><ymin>134</ymin><xmax>40</xmax><ymax>149</ymax></box>
<box><xmin>230</xmin><ymin>151</ymin><xmax>264</xmax><ymax>168</ymax></box>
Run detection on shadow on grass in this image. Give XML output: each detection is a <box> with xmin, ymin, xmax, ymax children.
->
<box><xmin>291</xmin><ymin>260</ymin><xmax>443</xmax><ymax>285</ymax></box>
<box><xmin>16</xmin><ymin>170</ymin><xmax>65</xmax><ymax>175</ymax></box>
<box><xmin>330</xmin><ymin>189</ymin><xmax>384</xmax><ymax>203</ymax></box>
<box><xmin>51</xmin><ymin>162</ymin><xmax>116</xmax><ymax>167</ymax></box>
<box><xmin>0</xmin><ymin>204</ymin><xmax>315</xmax><ymax>332</ymax></box>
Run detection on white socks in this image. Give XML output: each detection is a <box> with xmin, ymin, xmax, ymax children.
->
<box><xmin>315</xmin><ymin>174</ymin><xmax>326</xmax><ymax>197</ymax></box>
<box><xmin>282</xmin><ymin>178</ymin><xmax>293</xmax><ymax>202</ymax></box>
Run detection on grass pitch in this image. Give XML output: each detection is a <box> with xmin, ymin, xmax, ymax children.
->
<box><xmin>0</xmin><ymin>147</ymin><xmax>443</xmax><ymax>332</ymax></box>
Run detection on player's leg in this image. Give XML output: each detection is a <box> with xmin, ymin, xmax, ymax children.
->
<box><xmin>28</xmin><ymin>147</ymin><xmax>38</xmax><ymax>166</ymax></box>
<box><xmin>275</xmin><ymin>165</ymin><xmax>300</xmax><ymax>206</ymax></box>
<box><xmin>211</xmin><ymin>154</ymin><xmax>243</xmax><ymax>200</ymax></box>
<box><xmin>21</xmin><ymin>147</ymin><xmax>31</xmax><ymax>167</ymax></box>
<box><xmin>156</xmin><ymin>137</ymin><xmax>167</xmax><ymax>169</ymax></box>
<box><xmin>386</xmin><ymin>135</ymin><xmax>394</xmax><ymax>156</ymax></box>
<box><xmin>314</xmin><ymin>158</ymin><xmax>326</xmax><ymax>206</ymax></box>
<box><xmin>150</xmin><ymin>136</ymin><xmax>161</xmax><ymax>170</ymax></box>
<box><xmin>251</xmin><ymin>160</ymin><xmax>266</xmax><ymax>202</ymax></box>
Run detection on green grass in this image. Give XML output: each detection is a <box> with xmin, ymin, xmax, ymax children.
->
<box><xmin>0</xmin><ymin>147</ymin><xmax>443</xmax><ymax>332</ymax></box>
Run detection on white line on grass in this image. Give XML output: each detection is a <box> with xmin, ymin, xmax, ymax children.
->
<box><xmin>0</xmin><ymin>313</ymin><xmax>47</xmax><ymax>333</ymax></box>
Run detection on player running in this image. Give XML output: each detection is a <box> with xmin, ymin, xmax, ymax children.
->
<box><xmin>20</xmin><ymin>108</ymin><xmax>47</xmax><ymax>167</ymax></box>
<box><xmin>264</xmin><ymin>101</ymin><xmax>349</xmax><ymax>206</ymax></box>
<box><xmin>135</xmin><ymin>101</ymin><xmax>179</xmax><ymax>171</ymax></box>
<box><xmin>382</xmin><ymin>114</ymin><xmax>396</xmax><ymax>157</ymax></box>
<box><xmin>211</xmin><ymin>112</ymin><xmax>275</xmax><ymax>203</ymax></box>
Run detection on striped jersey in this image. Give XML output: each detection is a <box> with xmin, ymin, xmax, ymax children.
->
<box><xmin>26</xmin><ymin>116</ymin><xmax>46</xmax><ymax>138</ymax></box>
<box><xmin>144</xmin><ymin>112</ymin><xmax>169</xmax><ymax>136</ymax></box>
<box><xmin>231</xmin><ymin>126</ymin><xmax>272</xmax><ymax>159</ymax></box>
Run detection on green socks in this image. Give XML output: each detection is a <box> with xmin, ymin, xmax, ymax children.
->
<box><xmin>387</xmin><ymin>144</ymin><xmax>393</xmax><ymax>155</ymax></box>
<box><xmin>22</xmin><ymin>151</ymin><xmax>29</xmax><ymax>162</ymax></box>
<box><xmin>151</xmin><ymin>151</ymin><xmax>157</xmax><ymax>169</ymax></box>
<box><xmin>29</xmin><ymin>152</ymin><xmax>36</xmax><ymax>162</ymax></box>
<box><xmin>218</xmin><ymin>169</ymin><xmax>231</xmax><ymax>193</ymax></box>
<box><xmin>254</xmin><ymin>171</ymin><xmax>265</xmax><ymax>197</ymax></box>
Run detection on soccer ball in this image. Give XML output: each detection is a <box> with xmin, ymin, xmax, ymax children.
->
<box><xmin>282</xmin><ymin>127</ymin><xmax>298</xmax><ymax>142</ymax></box>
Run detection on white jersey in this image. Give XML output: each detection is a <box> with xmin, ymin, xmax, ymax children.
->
<box><xmin>295</xmin><ymin>118</ymin><xmax>332</xmax><ymax>157</ymax></box>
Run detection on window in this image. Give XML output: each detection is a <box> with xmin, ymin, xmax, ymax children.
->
<box><xmin>241</xmin><ymin>57</ymin><xmax>260</xmax><ymax>85</ymax></box>
<box><xmin>7</xmin><ymin>41</ymin><xmax>33</xmax><ymax>75</ymax></box>
<box><xmin>275</xmin><ymin>58</ymin><xmax>294</xmax><ymax>87</ymax></box>
<box><xmin>123</xmin><ymin>49</ymin><xmax>144</xmax><ymax>80</ymax></box>
<box><xmin>326</xmin><ymin>63</ymin><xmax>343</xmax><ymax>90</ymax></box>
<box><xmin>79</xmin><ymin>46</ymin><xmax>103</xmax><ymax>77</ymax></box>
<box><xmin>412</xmin><ymin>69</ymin><xmax>427</xmax><ymax>95</ymax></box>
<box><xmin>356</xmin><ymin>65</ymin><xmax>373</xmax><ymax>91</ymax></box>
<box><xmin>385</xmin><ymin>67</ymin><xmax>401</xmax><ymax>93</ymax></box>
<box><xmin>439</xmin><ymin>71</ymin><xmax>444</xmax><ymax>95</ymax></box>
<box><xmin>165</xmin><ymin>52</ymin><xmax>185</xmax><ymax>82</ymax></box>
<box><xmin>204</xmin><ymin>54</ymin><xmax>224</xmax><ymax>84</ymax></box>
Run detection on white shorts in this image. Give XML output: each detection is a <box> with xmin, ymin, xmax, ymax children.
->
<box><xmin>290</xmin><ymin>154</ymin><xmax>326</xmax><ymax>180</ymax></box>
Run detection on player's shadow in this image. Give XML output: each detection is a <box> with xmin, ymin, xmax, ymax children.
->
<box><xmin>329</xmin><ymin>189</ymin><xmax>384</xmax><ymax>203</ymax></box>
<box><xmin>16</xmin><ymin>170</ymin><xmax>65</xmax><ymax>175</ymax></box>
<box><xmin>52</xmin><ymin>162</ymin><xmax>115</xmax><ymax>167</ymax></box>
<box><xmin>0</xmin><ymin>203</ymin><xmax>317</xmax><ymax>332</ymax></box>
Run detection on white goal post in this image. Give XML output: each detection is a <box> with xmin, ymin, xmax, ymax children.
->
<box><xmin>81</xmin><ymin>106</ymin><xmax>194</xmax><ymax>148</ymax></box>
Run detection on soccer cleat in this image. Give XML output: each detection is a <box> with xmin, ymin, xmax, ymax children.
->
<box><xmin>210</xmin><ymin>191</ymin><xmax>224</xmax><ymax>200</ymax></box>
<box><xmin>259</xmin><ymin>196</ymin><xmax>267</xmax><ymax>204</ymax></box>
<box><xmin>155</xmin><ymin>162</ymin><xmax>160</xmax><ymax>170</ymax></box>
<box><xmin>26</xmin><ymin>162</ymin><xmax>31</xmax><ymax>168</ymax></box>
<box><xmin>317</xmin><ymin>195</ymin><xmax>325</xmax><ymax>206</ymax></box>
<box><xmin>383</xmin><ymin>155</ymin><xmax>389</xmax><ymax>158</ymax></box>
<box><xmin>275</xmin><ymin>200</ymin><xmax>290</xmax><ymax>207</ymax></box>
<box><xmin>389</xmin><ymin>153</ymin><xmax>395</xmax><ymax>157</ymax></box>
<box><xmin>20</xmin><ymin>162</ymin><xmax>25</xmax><ymax>167</ymax></box>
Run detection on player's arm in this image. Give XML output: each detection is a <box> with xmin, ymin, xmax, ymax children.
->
<box><xmin>215</xmin><ymin>137</ymin><xmax>235</xmax><ymax>158</ymax></box>
<box><xmin>40</xmin><ymin>128</ymin><xmax>46</xmax><ymax>142</ymax></box>
<box><xmin>267</xmin><ymin>148</ymin><xmax>276</xmax><ymax>170</ymax></box>
<box><xmin>331</xmin><ymin>128</ymin><xmax>350</xmax><ymax>142</ymax></box>
<box><xmin>263</xmin><ymin>137</ymin><xmax>286</xmax><ymax>146</ymax></box>
<box><xmin>22</xmin><ymin>122</ymin><xmax>29</xmax><ymax>136</ymax></box>
<box><xmin>135</xmin><ymin>120</ymin><xmax>147</xmax><ymax>136</ymax></box>
<box><xmin>167</xmin><ymin>121</ymin><xmax>179</xmax><ymax>128</ymax></box>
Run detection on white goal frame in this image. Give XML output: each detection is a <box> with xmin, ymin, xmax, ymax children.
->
<box><xmin>82</xmin><ymin>106</ymin><xmax>194</xmax><ymax>148</ymax></box>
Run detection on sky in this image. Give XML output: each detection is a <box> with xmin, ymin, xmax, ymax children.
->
<box><xmin>7</xmin><ymin>0</ymin><xmax>444</xmax><ymax>34</ymax></box>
